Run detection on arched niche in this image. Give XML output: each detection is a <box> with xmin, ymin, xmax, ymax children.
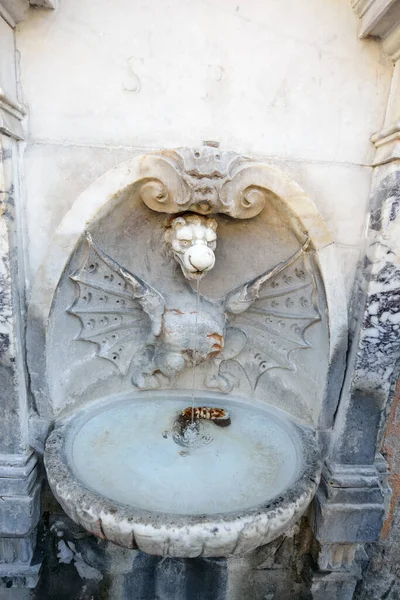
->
<box><xmin>27</xmin><ymin>147</ymin><xmax>347</xmax><ymax>433</ymax></box>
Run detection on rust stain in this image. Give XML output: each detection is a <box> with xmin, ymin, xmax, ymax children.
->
<box><xmin>178</xmin><ymin>406</ymin><xmax>231</xmax><ymax>428</ymax></box>
<box><xmin>207</xmin><ymin>332</ymin><xmax>223</xmax><ymax>344</ymax></box>
<box><xmin>381</xmin><ymin>378</ymin><xmax>400</xmax><ymax>539</ymax></box>
<box><xmin>95</xmin><ymin>519</ymin><xmax>106</xmax><ymax>539</ymax></box>
<box><xmin>207</xmin><ymin>332</ymin><xmax>223</xmax><ymax>354</ymax></box>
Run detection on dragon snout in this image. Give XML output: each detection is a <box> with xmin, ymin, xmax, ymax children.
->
<box><xmin>183</xmin><ymin>245</ymin><xmax>215</xmax><ymax>275</ymax></box>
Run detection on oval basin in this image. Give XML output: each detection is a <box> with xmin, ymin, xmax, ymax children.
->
<box><xmin>45</xmin><ymin>392</ymin><xmax>321</xmax><ymax>557</ymax></box>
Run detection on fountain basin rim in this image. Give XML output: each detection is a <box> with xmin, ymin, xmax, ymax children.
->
<box><xmin>44</xmin><ymin>392</ymin><xmax>321</xmax><ymax>557</ymax></box>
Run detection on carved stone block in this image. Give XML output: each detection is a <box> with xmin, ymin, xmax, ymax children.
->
<box><xmin>312</xmin><ymin>462</ymin><xmax>384</xmax><ymax>545</ymax></box>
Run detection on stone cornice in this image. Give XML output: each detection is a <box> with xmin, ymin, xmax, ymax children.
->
<box><xmin>352</xmin><ymin>2</ymin><xmax>400</xmax><ymax>164</ymax></box>
<box><xmin>0</xmin><ymin>0</ymin><xmax>29</xmax><ymax>27</ymax></box>
<box><xmin>371</xmin><ymin>121</ymin><xmax>400</xmax><ymax>165</ymax></box>
<box><xmin>0</xmin><ymin>0</ymin><xmax>55</xmax><ymax>27</ymax></box>
<box><xmin>0</xmin><ymin>88</ymin><xmax>25</xmax><ymax>140</ymax></box>
<box><xmin>371</xmin><ymin>62</ymin><xmax>400</xmax><ymax>164</ymax></box>
<box><xmin>352</xmin><ymin>0</ymin><xmax>400</xmax><ymax>60</ymax></box>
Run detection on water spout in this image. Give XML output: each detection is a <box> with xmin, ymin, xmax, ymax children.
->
<box><xmin>165</xmin><ymin>213</ymin><xmax>218</xmax><ymax>280</ymax></box>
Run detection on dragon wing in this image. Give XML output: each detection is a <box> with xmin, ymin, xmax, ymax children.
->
<box><xmin>68</xmin><ymin>233</ymin><xmax>165</xmax><ymax>375</ymax></box>
<box><xmin>224</xmin><ymin>240</ymin><xmax>320</xmax><ymax>390</ymax></box>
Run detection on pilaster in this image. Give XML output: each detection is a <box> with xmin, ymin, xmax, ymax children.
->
<box><xmin>0</xmin><ymin>7</ymin><xmax>45</xmax><ymax>588</ymax></box>
<box><xmin>311</xmin><ymin>6</ymin><xmax>400</xmax><ymax>597</ymax></box>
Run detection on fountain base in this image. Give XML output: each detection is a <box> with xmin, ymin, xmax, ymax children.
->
<box><xmin>44</xmin><ymin>392</ymin><xmax>321</xmax><ymax>557</ymax></box>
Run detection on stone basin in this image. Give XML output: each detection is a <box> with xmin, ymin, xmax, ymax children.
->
<box><xmin>44</xmin><ymin>392</ymin><xmax>321</xmax><ymax>557</ymax></box>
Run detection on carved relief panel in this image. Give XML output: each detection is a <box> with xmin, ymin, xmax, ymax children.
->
<box><xmin>30</xmin><ymin>147</ymin><xmax>336</xmax><ymax>427</ymax></box>
<box><xmin>69</xmin><ymin>233</ymin><xmax>319</xmax><ymax>397</ymax></box>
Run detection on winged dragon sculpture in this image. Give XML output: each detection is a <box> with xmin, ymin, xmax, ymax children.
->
<box><xmin>68</xmin><ymin>223</ymin><xmax>320</xmax><ymax>393</ymax></box>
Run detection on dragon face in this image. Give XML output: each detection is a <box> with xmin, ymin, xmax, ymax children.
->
<box><xmin>165</xmin><ymin>214</ymin><xmax>218</xmax><ymax>280</ymax></box>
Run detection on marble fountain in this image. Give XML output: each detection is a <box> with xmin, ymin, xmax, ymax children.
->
<box><xmin>27</xmin><ymin>146</ymin><xmax>346</xmax><ymax>557</ymax></box>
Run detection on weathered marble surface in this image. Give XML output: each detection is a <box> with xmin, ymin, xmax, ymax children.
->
<box><xmin>311</xmin><ymin>167</ymin><xmax>400</xmax><ymax>597</ymax></box>
<box><xmin>44</xmin><ymin>394</ymin><xmax>321</xmax><ymax>557</ymax></box>
<box><xmin>16</xmin><ymin>0</ymin><xmax>392</xmax><ymax>164</ymax></box>
<box><xmin>27</xmin><ymin>149</ymin><xmax>346</xmax><ymax>431</ymax></box>
<box><xmin>0</xmin><ymin>0</ymin><xmax>398</xmax><ymax>596</ymax></box>
<box><xmin>21</xmin><ymin>145</ymin><xmax>373</xmax><ymax>307</ymax></box>
<box><xmin>0</xmin><ymin>110</ymin><xmax>41</xmax><ymax>586</ymax></box>
<box><xmin>26</xmin><ymin>147</ymin><xmax>341</xmax><ymax>560</ymax></box>
<box><xmin>333</xmin><ymin>170</ymin><xmax>400</xmax><ymax>464</ymax></box>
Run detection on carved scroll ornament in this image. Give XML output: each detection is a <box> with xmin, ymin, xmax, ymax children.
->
<box><xmin>136</xmin><ymin>146</ymin><xmax>277</xmax><ymax>219</ymax></box>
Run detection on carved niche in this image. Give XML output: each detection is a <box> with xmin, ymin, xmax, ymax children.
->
<box><xmin>28</xmin><ymin>146</ymin><xmax>333</xmax><ymax>422</ymax></box>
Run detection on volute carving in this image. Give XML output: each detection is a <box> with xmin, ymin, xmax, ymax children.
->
<box><xmin>137</xmin><ymin>146</ymin><xmax>276</xmax><ymax>219</ymax></box>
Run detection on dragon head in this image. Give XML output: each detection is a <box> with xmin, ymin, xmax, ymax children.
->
<box><xmin>165</xmin><ymin>213</ymin><xmax>218</xmax><ymax>280</ymax></box>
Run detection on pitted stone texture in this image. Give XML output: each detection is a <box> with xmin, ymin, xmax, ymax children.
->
<box><xmin>66</xmin><ymin>232</ymin><xmax>322</xmax><ymax>399</ymax></box>
<box><xmin>44</xmin><ymin>395</ymin><xmax>321</xmax><ymax>557</ymax></box>
<box><xmin>0</xmin><ymin>131</ymin><xmax>42</xmax><ymax>586</ymax></box>
<box><xmin>332</xmin><ymin>171</ymin><xmax>400</xmax><ymax>466</ymax></box>
<box><xmin>27</xmin><ymin>149</ymin><xmax>346</xmax><ymax>430</ymax></box>
<box><xmin>312</xmin><ymin>461</ymin><xmax>385</xmax><ymax>547</ymax></box>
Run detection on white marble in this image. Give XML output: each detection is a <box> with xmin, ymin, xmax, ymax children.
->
<box><xmin>45</xmin><ymin>392</ymin><xmax>321</xmax><ymax>557</ymax></box>
<box><xmin>0</xmin><ymin>16</ymin><xmax>17</xmax><ymax>99</ymax></box>
<box><xmin>70</xmin><ymin>396</ymin><xmax>299</xmax><ymax>515</ymax></box>
<box><xmin>16</xmin><ymin>0</ymin><xmax>391</xmax><ymax>164</ymax></box>
<box><xmin>22</xmin><ymin>145</ymin><xmax>371</xmax><ymax>301</ymax></box>
<box><xmin>267</xmin><ymin>159</ymin><xmax>373</xmax><ymax>249</ymax></box>
<box><xmin>165</xmin><ymin>214</ymin><xmax>218</xmax><ymax>280</ymax></box>
<box><xmin>22</xmin><ymin>144</ymin><xmax>134</xmax><ymax>294</ymax></box>
<box><xmin>26</xmin><ymin>150</ymin><xmax>346</xmax><ymax>427</ymax></box>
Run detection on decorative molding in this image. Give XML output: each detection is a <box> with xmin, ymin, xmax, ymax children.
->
<box><xmin>353</xmin><ymin>1</ymin><xmax>400</xmax><ymax>165</ymax></box>
<box><xmin>0</xmin><ymin>89</ymin><xmax>25</xmax><ymax>119</ymax></box>
<box><xmin>356</xmin><ymin>0</ymin><xmax>400</xmax><ymax>41</ymax></box>
<box><xmin>0</xmin><ymin>0</ymin><xmax>29</xmax><ymax>27</ymax></box>
<box><xmin>371</xmin><ymin>62</ymin><xmax>400</xmax><ymax>164</ymax></box>
<box><xmin>30</xmin><ymin>0</ymin><xmax>56</xmax><ymax>9</ymax></box>
<box><xmin>0</xmin><ymin>129</ymin><xmax>41</xmax><ymax>587</ymax></box>
<box><xmin>27</xmin><ymin>149</ymin><xmax>347</xmax><ymax>424</ymax></box>
<box><xmin>351</xmin><ymin>0</ymin><xmax>400</xmax><ymax>61</ymax></box>
<box><xmin>0</xmin><ymin>0</ymin><xmax>55</xmax><ymax>27</ymax></box>
<box><xmin>382</xmin><ymin>21</ymin><xmax>400</xmax><ymax>60</ymax></box>
<box><xmin>351</xmin><ymin>0</ymin><xmax>378</xmax><ymax>18</ymax></box>
<box><xmin>313</xmin><ymin>462</ymin><xmax>385</xmax><ymax>545</ymax></box>
<box><xmin>0</xmin><ymin>453</ymin><xmax>41</xmax><ymax>537</ymax></box>
<box><xmin>138</xmin><ymin>146</ymin><xmax>272</xmax><ymax>219</ymax></box>
<box><xmin>0</xmin><ymin>91</ymin><xmax>25</xmax><ymax>141</ymax></box>
<box><xmin>0</xmin><ymin>452</ymin><xmax>41</xmax><ymax>589</ymax></box>
<box><xmin>371</xmin><ymin>120</ymin><xmax>400</xmax><ymax>165</ymax></box>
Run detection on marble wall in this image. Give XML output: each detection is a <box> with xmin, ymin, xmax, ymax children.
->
<box><xmin>1</xmin><ymin>0</ymin><xmax>399</xmax><ymax>597</ymax></box>
<box><xmin>15</xmin><ymin>0</ymin><xmax>392</xmax><ymax>305</ymax></box>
